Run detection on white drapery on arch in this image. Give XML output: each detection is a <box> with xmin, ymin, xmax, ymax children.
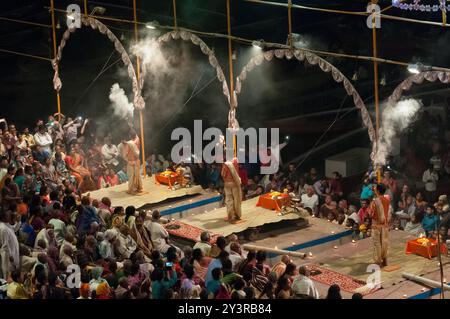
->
<box><xmin>235</xmin><ymin>49</ymin><xmax>376</xmax><ymax>158</ymax></box>
<box><xmin>51</xmin><ymin>16</ymin><xmax>145</xmax><ymax>110</ymax></box>
<box><xmin>389</xmin><ymin>71</ymin><xmax>450</xmax><ymax>104</ymax></box>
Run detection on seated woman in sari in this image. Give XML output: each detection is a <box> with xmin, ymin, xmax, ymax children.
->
<box><xmin>191</xmin><ymin>248</ymin><xmax>212</xmax><ymax>285</ymax></box>
<box><xmin>65</xmin><ymin>145</ymin><xmax>94</xmax><ymax>192</ymax></box>
<box><xmin>107</xmin><ymin>168</ymin><xmax>120</xmax><ymax>186</ymax></box>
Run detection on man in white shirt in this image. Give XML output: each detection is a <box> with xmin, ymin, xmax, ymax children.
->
<box><xmin>63</xmin><ymin>118</ymin><xmax>83</xmax><ymax>146</ymax></box>
<box><xmin>0</xmin><ymin>210</ymin><xmax>20</xmax><ymax>280</ymax></box>
<box><xmin>146</xmin><ymin>210</ymin><xmax>177</xmax><ymax>254</ymax></box>
<box><xmin>48</xmin><ymin>209</ymin><xmax>66</xmax><ymax>247</ymax></box>
<box><xmin>33</xmin><ymin>125</ymin><xmax>53</xmax><ymax>154</ymax></box>
<box><xmin>301</xmin><ymin>186</ymin><xmax>319</xmax><ymax>215</ymax></box>
<box><xmin>422</xmin><ymin>165</ymin><xmax>439</xmax><ymax>203</ymax></box>
<box><xmin>101</xmin><ymin>136</ymin><xmax>120</xmax><ymax>167</ymax></box>
<box><xmin>193</xmin><ymin>231</ymin><xmax>212</xmax><ymax>256</ymax></box>
<box><xmin>228</xmin><ymin>242</ymin><xmax>244</xmax><ymax>271</ymax></box>
<box><xmin>291</xmin><ymin>266</ymin><xmax>320</xmax><ymax>299</ymax></box>
<box><xmin>313</xmin><ymin>179</ymin><xmax>328</xmax><ymax>199</ymax></box>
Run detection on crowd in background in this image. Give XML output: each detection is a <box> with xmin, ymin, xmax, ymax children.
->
<box><xmin>0</xmin><ymin>110</ymin><xmax>449</xmax><ymax>300</ymax></box>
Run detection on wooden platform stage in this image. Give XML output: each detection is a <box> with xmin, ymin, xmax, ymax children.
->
<box><xmin>293</xmin><ymin>229</ymin><xmax>450</xmax><ymax>298</ymax></box>
<box><xmin>174</xmin><ymin>197</ymin><xmax>310</xmax><ymax>239</ymax></box>
<box><xmin>85</xmin><ymin>176</ymin><xmax>205</xmax><ymax>209</ymax></box>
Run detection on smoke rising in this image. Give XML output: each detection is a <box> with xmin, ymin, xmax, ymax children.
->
<box><xmin>129</xmin><ymin>34</ymin><xmax>228</xmax><ymax>153</ymax></box>
<box><xmin>108</xmin><ymin>83</ymin><xmax>133</xmax><ymax>119</ymax></box>
<box><xmin>374</xmin><ymin>98</ymin><xmax>422</xmax><ymax>166</ymax></box>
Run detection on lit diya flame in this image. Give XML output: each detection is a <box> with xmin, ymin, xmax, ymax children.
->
<box><xmin>417</xmin><ymin>237</ymin><xmax>430</xmax><ymax>245</ymax></box>
<box><xmin>308</xmin><ymin>252</ymin><xmax>313</xmax><ymax>257</ymax></box>
<box><xmin>419</xmin><ymin>233</ymin><xmax>425</xmax><ymax>238</ymax></box>
<box><xmin>352</xmin><ymin>239</ymin><xmax>356</xmax><ymax>243</ymax></box>
<box><xmin>333</xmin><ymin>246</ymin><xmax>338</xmax><ymax>249</ymax></box>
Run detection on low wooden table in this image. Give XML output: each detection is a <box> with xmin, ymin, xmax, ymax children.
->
<box><xmin>155</xmin><ymin>171</ymin><xmax>180</xmax><ymax>188</ymax></box>
<box><xmin>256</xmin><ymin>192</ymin><xmax>290</xmax><ymax>211</ymax></box>
<box><xmin>405</xmin><ymin>237</ymin><xmax>446</xmax><ymax>259</ymax></box>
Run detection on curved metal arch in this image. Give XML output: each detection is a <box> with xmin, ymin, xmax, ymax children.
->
<box><xmin>235</xmin><ymin>48</ymin><xmax>376</xmax><ymax>157</ymax></box>
<box><xmin>389</xmin><ymin>70</ymin><xmax>450</xmax><ymax>104</ymax></box>
<box><xmin>52</xmin><ymin>16</ymin><xmax>145</xmax><ymax>110</ymax></box>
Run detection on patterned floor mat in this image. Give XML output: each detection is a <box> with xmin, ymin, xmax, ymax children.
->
<box><xmin>309</xmin><ymin>264</ymin><xmax>377</xmax><ymax>295</ymax></box>
<box><xmin>164</xmin><ymin>220</ymin><xmax>221</xmax><ymax>243</ymax></box>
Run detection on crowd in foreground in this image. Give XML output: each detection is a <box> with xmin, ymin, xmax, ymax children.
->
<box><xmin>0</xmin><ymin>112</ymin><xmax>449</xmax><ymax>300</ymax></box>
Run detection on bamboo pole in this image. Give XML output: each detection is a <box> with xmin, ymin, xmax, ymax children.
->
<box><xmin>243</xmin><ymin>244</ymin><xmax>307</xmax><ymax>259</ymax></box>
<box><xmin>50</xmin><ymin>0</ymin><xmax>62</xmax><ymax>121</ymax></box>
<box><xmin>132</xmin><ymin>0</ymin><xmax>147</xmax><ymax>177</ymax></box>
<box><xmin>371</xmin><ymin>1</ymin><xmax>381</xmax><ymax>183</ymax></box>
<box><xmin>443</xmin><ymin>1</ymin><xmax>447</xmax><ymax>27</ymax></box>
<box><xmin>436</xmin><ymin>218</ymin><xmax>445</xmax><ymax>299</ymax></box>
<box><xmin>287</xmin><ymin>0</ymin><xmax>293</xmax><ymax>48</ymax></box>
<box><xmin>172</xmin><ymin>0</ymin><xmax>178</xmax><ymax>29</ymax></box>
<box><xmin>226</xmin><ymin>0</ymin><xmax>237</xmax><ymax>158</ymax></box>
<box><xmin>84</xmin><ymin>0</ymin><xmax>88</xmax><ymax>16</ymax></box>
<box><xmin>402</xmin><ymin>273</ymin><xmax>450</xmax><ymax>292</ymax></box>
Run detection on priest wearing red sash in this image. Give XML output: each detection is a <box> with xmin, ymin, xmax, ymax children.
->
<box><xmin>369</xmin><ymin>184</ymin><xmax>390</xmax><ymax>267</ymax></box>
<box><xmin>221</xmin><ymin>157</ymin><xmax>242</xmax><ymax>224</ymax></box>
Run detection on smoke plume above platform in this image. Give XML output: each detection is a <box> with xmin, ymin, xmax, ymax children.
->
<box><xmin>374</xmin><ymin>98</ymin><xmax>422</xmax><ymax>166</ymax></box>
<box><xmin>108</xmin><ymin>83</ymin><xmax>133</xmax><ymax>119</ymax></box>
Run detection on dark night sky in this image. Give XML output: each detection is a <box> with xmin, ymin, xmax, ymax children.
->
<box><xmin>1</xmin><ymin>0</ymin><xmax>449</xmax><ymax>163</ymax></box>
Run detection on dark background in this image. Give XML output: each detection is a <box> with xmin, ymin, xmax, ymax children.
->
<box><xmin>1</xmin><ymin>0</ymin><xmax>449</xmax><ymax>168</ymax></box>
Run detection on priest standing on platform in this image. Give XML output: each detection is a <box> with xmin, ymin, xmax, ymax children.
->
<box><xmin>221</xmin><ymin>157</ymin><xmax>242</xmax><ymax>224</ymax></box>
<box><xmin>370</xmin><ymin>184</ymin><xmax>390</xmax><ymax>267</ymax></box>
<box><xmin>120</xmin><ymin>130</ymin><xmax>144</xmax><ymax>195</ymax></box>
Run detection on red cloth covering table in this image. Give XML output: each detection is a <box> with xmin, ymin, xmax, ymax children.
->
<box><xmin>164</xmin><ymin>220</ymin><xmax>220</xmax><ymax>244</ymax></box>
<box><xmin>405</xmin><ymin>237</ymin><xmax>446</xmax><ymax>259</ymax></box>
<box><xmin>256</xmin><ymin>192</ymin><xmax>290</xmax><ymax>211</ymax></box>
<box><xmin>155</xmin><ymin>170</ymin><xmax>180</xmax><ymax>188</ymax></box>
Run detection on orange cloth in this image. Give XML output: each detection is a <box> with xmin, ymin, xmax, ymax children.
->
<box><xmin>370</xmin><ymin>194</ymin><xmax>390</xmax><ymax>227</ymax></box>
<box><xmin>256</xmin><ymin>193</ymin><xmax>290</xmax><ymax>211</ymax></box>
<box><xmin>155</xmin><ymin>171</ymin><xmax>180</xmax><ymax>187</ymax></box>
<box><xmin>405</xmin><ymin>238</ymin><xmax>446</xmax><ymax>259</ymax></box>
<box><xmin>221</xmin><ymin>158</ymin><xmax>239</xmax><ymax>183</ymax></box>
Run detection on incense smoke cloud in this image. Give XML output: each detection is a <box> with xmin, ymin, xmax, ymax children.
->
<box><xmin>129</xmin><ymin>34</ymin><xmax>228</xmax><ymax>153</ymax></box>
<box><xmin>374</xmin><ymin>98</ymin><xmax>422</xmax><ymax>166</ymax></box>
<box><xmin>108</xmin><ymin>83</ymin><xmax>133</xmax><ymax>119</ymax></box>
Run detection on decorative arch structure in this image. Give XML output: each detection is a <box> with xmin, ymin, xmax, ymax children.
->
<box><xmin>52</xmin><ymin>16</ymin><xmax>145</xmax><ymax>110</ymax></box>
<box><xmin>389</xmin><ymin>70</ymin><xmax>450</xmax><ymax>104</ymax></box>
<box><xmin>234</xmin><ymin>49</ymin><xmax>376</xmax><ymax>148</ymax></box>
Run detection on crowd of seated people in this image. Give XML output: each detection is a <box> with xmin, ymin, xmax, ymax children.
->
<box><xmin>0</xmin><ymin>110</ymin><xmax>449</xmax><ymax>300</ymax></box>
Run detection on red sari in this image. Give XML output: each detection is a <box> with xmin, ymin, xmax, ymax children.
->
<box><xmin>66</xmin><ymin>153</ymin><xmax>91</xmax><ymax>181</ymax></box>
